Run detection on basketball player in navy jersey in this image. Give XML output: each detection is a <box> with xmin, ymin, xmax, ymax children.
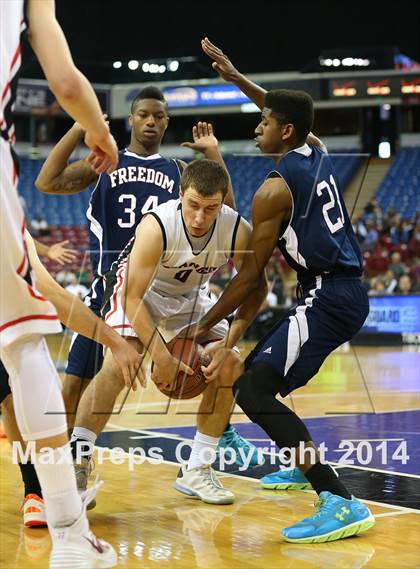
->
<box><xmin>189</xmin><ymin>38</ymin><xmax>376</xmax><ymax>543</ymax></box>
<box><xmin>36</xmin><ymin>86</ymin><xmax>184</xmax><ymax>424</ymax></box>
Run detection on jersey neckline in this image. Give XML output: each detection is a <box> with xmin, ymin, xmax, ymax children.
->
<box><xmin>291</xmin><ymin>143</ymin><xmax>312</xmax><ymax>157</ymax></box>
<box><xmin>123</xmin><ymin>149</ymin><xmax>162</xmax><ymax>160</ymax></box>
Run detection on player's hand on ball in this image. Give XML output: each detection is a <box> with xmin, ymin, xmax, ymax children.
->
<box><xmin>111</xmin><ymin>340</ymin><xmax>146</xmax><ymax>391</ymax></box>
<box><xmin>152</xmin><ymin>355</ymin><xmax>194</xmax><ymax>391</ymax></box>
<box><xmin>181</xmin><ymin>122</ymin><xmax>218</xmax><ymax>153</ymax></box>
<box><xmin>201</xmin><ymin>343</ymin><xmax>231</xmax><ymax>383</ymax></box>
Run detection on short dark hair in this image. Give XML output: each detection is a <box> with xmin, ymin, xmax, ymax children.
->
<box><xmin>265</xmin><ymin>89</ymin><xmax>314</xmax><ymax>142</ymax></box>
<box><xmin>181</xmin><ymin>159</ymin><xmax>229</xmax><ymax>199</ymax></box>
<box><xmin>131</xmin><ymin>86</ymin><xmax>167</xmax><ymax>113</ymax></box>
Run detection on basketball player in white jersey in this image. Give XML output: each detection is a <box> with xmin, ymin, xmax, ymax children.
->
<box><xmin>0</xmin><ymin>1</ymin><xmax>121</xmax><ymax>566</ymax></box>
<box><xmin>1</xmin><ymin>230</ymin><xmax>144</xmax><ymax>523</ymax></box>
<box><xmin>70</xmin><ymin>159</ymin><xmax>268</xmax><ymax>505</ymax></box>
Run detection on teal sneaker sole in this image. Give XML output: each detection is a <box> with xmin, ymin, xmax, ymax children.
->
<box><xmin>261</xmin><ymin>482</ymin><xmax>312</xmax><ymax>490</ymax></box>
<box><xmin>282</xmin><ymin>515</ymin><xmax>375</xmax><ymax>543</ymax></box>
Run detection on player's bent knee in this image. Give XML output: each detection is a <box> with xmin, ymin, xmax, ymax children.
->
<box><xmin>233</xmin><ymin>370</ymin><xmax>259</xmax><ymax>413</ymax></box>
<box><xmin>233</xmin><ymin>362</ymin><xmax>284</xmax><ymax>414</ymax></box>
<box><xmin>62</xmin><ymin>374</ymin><xmax>88</xmax><ymax>413</ymax></box>
<box><xmin>2</xmin><ymin>335</ymin><xmax>68</xmax><ymax>441</ymax></box>
<box><xmin>217</xmin><ymin>350</ymin><xmax>244</xmax><ymax>387</ymax></box>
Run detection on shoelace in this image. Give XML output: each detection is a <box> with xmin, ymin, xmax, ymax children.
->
<box><xmin>199</xmin><ymin>467</ymin><xmax>223</xmax><ymax>491</ymax></box>
<box><xmin>84</xmin><ymin>456</ymin><xmax>96</xmax><ymax>477</ymax></box>
<box><xmin>75</xmin><ymin>455</ymin><xmax>95</xmax><ymax>478</ymax></box>
<box><xmin>311</xmin><ymin>496</ymin><xmax>339</xmax><ymax>520</ymax></box>
<box><xmin>314</xmin><ymin>497</ymin><xmax>326</xmax><ymax>512</ymax></box>
<box><xmin>224</xmin><ymin>429</ymin><xmax>250</xmax><ymax>450</ymax></box>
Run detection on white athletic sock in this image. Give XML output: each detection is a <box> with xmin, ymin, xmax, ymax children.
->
<box><xmin>34</xmin><ymin>443</ymin><xmax>83</xmax><ymax>528</ymax></box>
<box><xmin>71</xmin><ymin>427</ymin><xmax>97</xmax><ymax>460</ymax></box>
<box><xmin>187</xmin><ymin>432</ymin><xmax>219</xmax><ymax>471</ymax></box>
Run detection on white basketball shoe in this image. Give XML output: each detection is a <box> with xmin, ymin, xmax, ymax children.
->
<box><xmin>49</xmin><ymin>478</ymin><xmax>117</xmax><ymax>569</ymax></box>
<box><xmin>175</xmin><ymin>465</ymin><xmax>235</xmax><ymax>505</ymax></box>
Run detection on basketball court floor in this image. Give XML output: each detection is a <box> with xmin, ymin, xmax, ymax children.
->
<box><xmin>0</xmin><ymin>336</ymin><xmax>419</xmax><ymax>568</ymax></box>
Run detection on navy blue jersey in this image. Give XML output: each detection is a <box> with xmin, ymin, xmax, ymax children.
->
<box><xmin>270</xmin><ymin>144</ymin><xmax>363</xmax><ymax>285</ymax></box>
<box><xmin>87</xmin><ymin>150</ymin><xmax>181</xmax><ymax>276</ymax></box>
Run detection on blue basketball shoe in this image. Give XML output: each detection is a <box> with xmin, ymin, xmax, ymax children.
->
<box><xmin>217</xmin><ymin>426</ymin><xmax>264</xmax><ymax>467</ymax></box>
<box><xmin>260</xmin><ymin>467</ymin><xmax>312</xmax><ymax>490</ymax></box>
<box><xmin>282</xmin><ymin>491</ymin><xmax>375</xmax><ymax>543</ymax></box>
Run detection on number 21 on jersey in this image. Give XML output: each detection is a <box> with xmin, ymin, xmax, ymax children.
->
<box><xmin>117</xmin><ymin>194</ymin><xmax>159</xmax><ymax>228</ymax></box>
<box><xmin>316</xmin><ymin>175</ymin><xmax>345</xmax><ymax>234</ymax></box>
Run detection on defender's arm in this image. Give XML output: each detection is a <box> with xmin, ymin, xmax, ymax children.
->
<box><xmin>35</xmin><ymin>123</ymin><xmax>98</xmax><ymax>195</ymax></box>
<box><xmin>201</xmin><ymin>37</ymin><xmax>327</xmax><ymax>152</ymax></box>
<box><xmin>225</xmin><ymin>218</ymin><xmax>268</xmax><ymax>348</ymax></box>
<box><xmin>199</xmin><ymin>177</ymin><xmax>292</xmax><ymax>331</ymax></box>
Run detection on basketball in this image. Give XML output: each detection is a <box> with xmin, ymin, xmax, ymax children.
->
<box><xmin>153</xmin><ymin>338</ymin><xmax>211</xmax><ymax>399</ymax></box>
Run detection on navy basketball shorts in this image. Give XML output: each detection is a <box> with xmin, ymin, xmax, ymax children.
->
<box><xmin>0</xmin><ymin>359</ymin><xmax>11</xmax><ymax>404</ymax></box>
<box><xmin>245</xmin><ymin>276</ymin><xmax>369</xmax><ymax>397</ymax></box>
<box><xmin>65</xmin><ymin>277</ymin><xmax>105</xmax><ymax>380</ymax></box>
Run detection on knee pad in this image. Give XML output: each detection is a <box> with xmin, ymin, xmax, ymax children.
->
<box><xmin>233</xmin><ymin>362</ymin><xmax>311</xmax><ymax>447</ymax></box>
<box><xmin>233</xmin><ymin>362</ymin><xmax>283</xmax><ymax>414</ymax></box>
<box><xmin>1</xmin><ymin>335</ymin><xmax>67</xmax><ymax>441</ymax></box>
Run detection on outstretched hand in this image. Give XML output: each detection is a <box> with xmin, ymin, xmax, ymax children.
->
<box><xmin>201</xmin><ymin>37</ymin><xmax>239</xmax><ymax>82</ymax></box>
<box><xmin>47</xmin><ymin>240</ymin><xmax>77</xmax><ymax>265</ymax></box>
<box><xmin>181</xmin><ymin>121</ymin><xmax>218</xmax><ymax>153</ymax></box>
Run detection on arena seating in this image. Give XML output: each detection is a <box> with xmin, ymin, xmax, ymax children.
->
<box><xmin>225</xmin><ymin>151</ymin><xmax>361</xmax><ymax>220</ymax></box>
<box><xmin>15</xmin><ymin>151</ymin><xmax>382</xmax><ymax>277</ymax></box>
<box><xmin>18</xmin><ymin>150</ymin><xmax>362</xmax><ymax>227</ymax></box>
<box><xmin>375</xmin><ymin>147</ymin><xmax>420</xmax><ymax>218</ymax></box>
<box><xmin>18</xmin><ymin>159</ymin><xmax>91</xmax><ymax>226</ymax></box>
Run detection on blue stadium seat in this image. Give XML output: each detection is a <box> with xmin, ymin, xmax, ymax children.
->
<box><xmin>18</xmin><ymin>150</ymin><xmax>363</xmax><ymax>226</ymax></box>
<box><xmin>374</xmin><ymin>147</ymin><xmax>420</xmax><ymax>218</ymax></box>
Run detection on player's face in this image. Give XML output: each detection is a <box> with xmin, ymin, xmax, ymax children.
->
<box><xmin>254</xmin><ymin>108</ymin><xmax>289</xmax><ymax>156</ymax></box>
<box><xmin>180</xmin><ymin>188</ymin><xmax>224</xmax><ymax>237</ymax></box>
<box><xmin>129</xmin><ymin>99</ymin><xmax>169</xmax><ymax>147</ymax></box>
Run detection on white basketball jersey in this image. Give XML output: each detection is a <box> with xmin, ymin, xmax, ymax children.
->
<box><xmin>0</xmin><ymin>0</ymin><xmax>26</xmax><ymax>145</ymax></box>
<box><xmin>150</xmin><ymin>199</ymin><xmax>241</xmax><ymax>297</ymax></box>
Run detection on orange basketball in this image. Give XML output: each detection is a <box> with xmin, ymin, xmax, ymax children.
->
<box><xmin>153</xmin><ymin>338</ymin><xmax>211</xmax><ymax>399</ymax></box>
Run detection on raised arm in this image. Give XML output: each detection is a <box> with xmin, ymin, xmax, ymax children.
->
<box><xmin>201</xmin><ymin>37</ymin><xmax>266</xmax><ymax>110</ymax></box>
<box><xmin>198</xmin><ymin>177</ymin><xmax>292</xmax><ymax>333</ymax></box>
<box><xmin>122</xmin><ymin>217</ymin><xmax>193</xmax><ymax>386</ymax></box>
<box><xmin>27</xmin><ymin>0</ymin><xmax>117</xmax><ymax>172</ymax></box>
<box><xmin>181</xmin><ymin>121</ymin><xmax>236</xmax><ymax>209</ymax></box>
<box><xmin>35</xmin><ymin>123</ymin><xmax>98</xmax><ymax>194</ymax></box>
<box><xmin>24</xmin><ymin>230</ymin><xmax>143</xmax><ymax>388</ymax></box>
<box><xmin>201</xmin><ymin>37</ymin><xmax>327</xmax><ymax>152</ymax></box>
